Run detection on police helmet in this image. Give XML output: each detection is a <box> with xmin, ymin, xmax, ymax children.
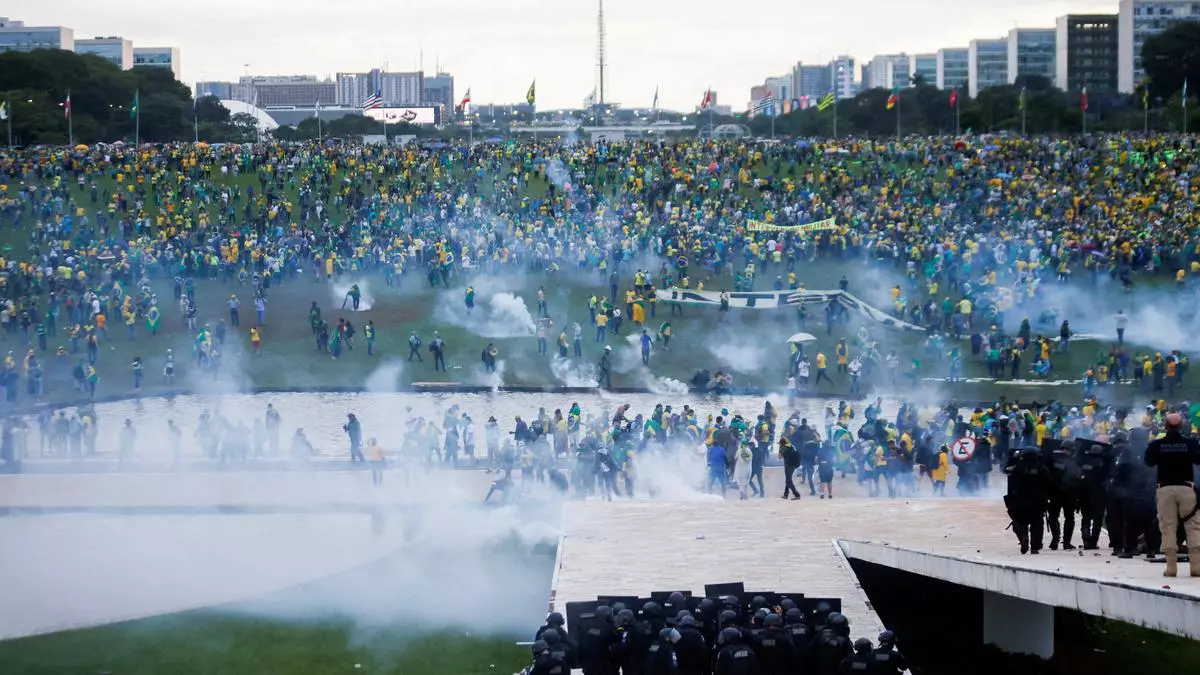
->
<box><xmin>546</xmin><ymin>612</ymin><xmax>565</xmax><ymax>626</ymax></box>
<box><xmin>780</xmin><ymin>598</ymin><xmax>797</xmax><ymax>612</ymax></box>
<box><xmin>698</xmin><ymin>598</ymin><xmax>715</xmax><ymax>611</ymax></box>
<box><xmin>659</xmin><ymin>627</ymin><xmax>680</xmax><ymax>642</ymax></box>
<box><xmin>720</xmin><ymin>627</ymin><xmax>743</xmax><ymax>645</ymax></box>
<box><xmin>815</xmin><ymin>601</ymin><xmax>832</xmax><ymax>614</ymax></box>
<box><xmin>784</xmin><ymin>608</ymin><xmax>804</xmax><ymax>624</ymax></box>
<box><xmin>878</xmin><ymin>630</ymin><xmax>896</xmax><ymax>647</ymax></box>
<box><xmin>854</xmin><ymin>638</ymin><xmax>873</xmax><ymax>653</ymax></box>
<box><xmin>616</xmin><ymin>608</ymin><xmax>636</xmax><ymax>626</ymax></box>
<box><xmin>721</xmin><ymin>595</ymin><xmax>740</xmax><ymax>608</ymax></box>
<box><xmin>531</xmin><ymin>640</ymin><xmax>549</xmax><ymax>655</ymax></box>
<box><xmin>719</xmin><ymin>609</ymin><xmax>738</xmax><ymax>624</ymax></box>
<box><xmin>668</xmin><ymin>592</ymin><xmax>685</xmax><ymax>605</ymax></box>
<box><xmin>678</xmin><ymin>615</ymin><xmax>696</xmax><ymax>628</ymax></box>
<box><xmin>611</xmin><ymin>602</ymin><xmax>627</xmax><ymax>614</ymax></box>
<box><xmin>764</xmin><ymin>613</ymin><xmax>783</xmax><ymax>628</ymax></box>
<box><xmin>751</xmin><ymin>595</ymin><xmax>768</xmax><ymax>610</ymax></box>
<box><xmin>596</xmin><ymin>605</ymin><xmax>613</xmax><ymax>620</ymax></box>
<box><xmin>541</xmin><ymin>629</ymin><xmax>560</xmax><ymax>644</ymax></box>
<box><xmin>642</xmin><ymin>601</ymin><xmax>662</xmax><ymax>616</ymax></box>
<box><xmin>829</xmin><ymin>613</ymin><xmax>848</xmax><ymax>628</ymax></box>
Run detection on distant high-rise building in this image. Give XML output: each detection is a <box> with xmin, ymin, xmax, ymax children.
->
<box><xmin>791</xmin><ymin>62</ymin><xmax>832</xmax><ymax>99</ymax></box>
<box><xmin>0</xmin><ymin>16</ymin><xmax>73</xmax><ymax>53</ymax></box>
<box><xmin>423</xmin><ymin>72</ymin><xmax>454</xmax><ymax>111</ymax></box>
<box><xmin>908</xmin><ymin>53</ymin><xmax>937</xmax><ymax>85</ymax></box>
<box><xmin>195</xmin><ymin>81</ymin><xmax>234</xmax><ymax>100</ymax></box>
<box><xmin>76</xmin><ymin>36</ymin><xmax>132</xmax><ymax>69</ymax></box>
<box><xmin>864</xmin><ymin>54</ymin><xmax>910</xmax><ymax>90</ymax></box>
<box><xmin>1056</xmin><ymin>14</ymin><xmax>1119</xmax><ymax>93</ymax></box>
<box><xmin>1007</xmin><ymin>28</ymin><xmax>1057</xmax><ymax>84</ymax></box>
<box><xmin>133</xmin><ymin>46</ymin><xmax>180</xmax><ymax>79</ymax></box>
<box><xmin>1118</xmin><ymin>0</ymin><xmax>1200</xmax><ymax>93</ymax></box>
<box><xmin>936</xmin><ymin>47</ymin><xmax>969</xmax><ymax>90</ymax></box>
<box><xmin>337</xmin><ymin>69</ymin><xmax>424</xmax><ymax>106</ymax></box>
<box><xmin>237</xmin><ymin>75</ymin><xmax>334</xmax><ymax>107</ymax></box>
<box><xmin>968</xmin><ymin>38</ymin><xmax>1008</xmax><ymax>97</ymax></box>
<box><xmin>831</xmin><ymin>55</ymin><xmax>857</xmax><ymax>98</ymax></box>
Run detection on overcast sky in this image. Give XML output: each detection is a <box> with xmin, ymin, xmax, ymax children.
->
<box><xmin>9</xmin><ymin>0</ymin><xmax>1117</xmax><ymax>110</ymax></box>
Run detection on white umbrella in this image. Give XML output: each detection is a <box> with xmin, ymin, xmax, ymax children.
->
<box><xmin>788</xmin><ymin>332</ymin><xmax>818</xmax><ymax>344</ymax></box>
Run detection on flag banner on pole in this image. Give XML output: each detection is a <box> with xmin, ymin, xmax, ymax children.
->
<box><xmin>456</xmin><ymin>88</ymin><xmax>471</xmax><ymax>113</ymax></box>
<box><xmin>130</xmin><ymin>89</ymin><xmax>139</xmax><ymax>119</ymax></box>
<box><xmin>1080</xmin><ymin>87</ymin><xmax>1088</xmax><ymax>111</ymax></box>
<box><xmin>949</xmin><ymin>88</ymin><xmax>957</xmax><ymax>108</ymax></box>
<box><xmin>886</xmin><ymin>91</ymin><xmax>898</xmax><ymax>110</ymax></box>
<box><xmin>1018</xmin><ymin>86</ymin><xmax>1026</xmax><ymax>111</ymax></box>
<box><xmin>1143</xmin><ymin>86</ymin><xmax>1149</xmax><ymax>110</ymax></box>
<box><xmin>361</xmin><ymin>91</ymin><xmax>383</xmax><ymax>110</ymax></box>
<box><xmin>584</xmin><ymin>89</ymin><xmax>597</xmax><ymax>107</ymax></box>
<box><xmin>652</xmin><ymin>86</ymin><xmax>659</xmax><ymax>110</ymax></box>
<box><xmin>699</xmin><ymin>89</ymin><xmax>712</xmax><ymax>110</ymax></box>
<box><xmin>817</xmin><ymin>92</ymin><xmax>835</xmax><ymax>111</ymax></box>
<box><xmin>526</xmin><ymin>80</ymin><xmax>536</xmax><ymax>106</ymax></box>
<box><xmin>654</xmin><ymin>288</ymin><xmax>926</xmax><ymax>332</ymax></box>
<box><xmin>746</xmin><ymin>217</ymin><xmax>836</xmax><ymax>233</ymax></box>
<box><xmin>64</xmin><ymin>93</ymin><xmax>71</xmax><ymax>119</ymax></box>
<box><xmin>751</xmin><ymin>94</ymin><xmax>774</xmax><ymax>116</ymax></box>
<box><xmin>314</xmin><ymin>100</ymin><xmax>321</xmax><ymax>117</ymax></box>
<box><xmin>0</xmin><ymin>101</ymin><xmax>7</xmax><ymax>121</ymax></box>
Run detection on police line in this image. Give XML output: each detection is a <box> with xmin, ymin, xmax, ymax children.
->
<box><xmin>746</xmin><ymin>217</ymin><xmax>838</xmax><ymax>233</ymax></box>
<box><xmin>653</xmin><ymin>288</ymin><xmax>926</xmax><ymax>332</ymax></box>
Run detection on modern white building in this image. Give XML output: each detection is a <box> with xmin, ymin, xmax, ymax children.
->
<box><xmin>863</xmin><ymin>54</ymin><xmax>911</xmax><ymax>90</ymax></box>
<box><xmin>831</xmin><ymin>55</ymin><xmax>857</xmax><ymax>99</ymax></box>
<box><xmin>0</xmin><ymin>16</ymin><xmax>73</xmax><ymax>53</ymax></box>
<box><xmin>936</xmin><ymin>48</ymin><xmax>970</xmax><ymax>90</ymax></box>
<box><xmin>133</xmin><ymin>46</ymin><xmax>181</xmax><ymax>79</ymax></box>
<box><xmin>968</xmin><ymin>38</ymin><xmax>1009</xmax><ymax>97</ymax></box>
<box><xmin>1118</xmin><ymin>0</ymin><xmax>1200</xmax><ymax>93</ymax></box>
<box><xmin>908</xmin><ymin>53</ymin><xmax>938</xmax><ymax>85</ymax></box>
<box><xmin>336</xmin><ymin>69</ymin><xmax>424</xmax><ymax>107</ymax></box>
<box><xmin>76</xmin><ymin>36</ymin><xmax>133</xmax><ymax>69</ymax></box>
<box><xmin>1006</xmin><ymin>28</ymin><xmax>1057</xmax><ymax>84</ymax></box>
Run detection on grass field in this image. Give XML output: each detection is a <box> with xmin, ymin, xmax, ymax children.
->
<box><xmin>0</xmin><ymin>156</ymin><xmax>1191</xmax><ymax>410</ymax></box>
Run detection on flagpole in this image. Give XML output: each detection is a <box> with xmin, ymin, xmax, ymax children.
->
<box><xmin>67</xmin><ymin>89</ymin><xmax>73</xmax><ymax>147</ymax></box>
<box><xmin>135</xmin><ymin>89</ymin><xmax>140</xmax><ymax>147</ymax></box>
<box><xmin>833</xmin><ymin>96</ymin><xmax>838</xmax><ymax>138</ymax></box>
<box><xmin>955</xmin><ymin>94</ymin><xmax>961</xmax><ymax>135</ymax></box>
<box><xmin>317</xmin><ymin>103</ymin><xmax>323</xmax><ymax>142</ymax></box>
<box><xmin>1144</xmin><ymin>93</ymin><xmax>1149</xmax><ymax>135</ymax></box>
<box><xmin>896</xmin><ymin>94</ymin><xmax>901</xmax><ymax>139</ymax></box>
<box><xmin>6</xmin><ymin>92</ymin><xmax>11</xmax><ymax>150</ymax></box>
<box><xmin>1184</xmin><ymin>79</ymin><xmax>1189</xmax><ymax>135</ymax></box>
<box><xmin>193</xmin><ymin>98</ymin><xmax>199</xmax><ymax>143</ymax></box>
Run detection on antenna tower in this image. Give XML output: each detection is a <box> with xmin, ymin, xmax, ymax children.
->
<box><xmin>597</xmin><ymin>0</ymin><xmax>607</xmax><ymax>105</ymax></box>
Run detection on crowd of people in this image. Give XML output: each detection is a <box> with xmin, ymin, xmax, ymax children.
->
<box><xmin>523</xmin><ymin>597</ymin><xmax>904</xmax><ymax>675</ymax></box>
<box><xmin>0</xmin><ymin>136</ymin><xmax>1198</xmax><ymax>401</ymax></box>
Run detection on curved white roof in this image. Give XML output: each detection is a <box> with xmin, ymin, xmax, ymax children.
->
<box><xmin>218</xmin><ymin>99</ymin><xmax>280</xmax><ymax>131</ymax></box>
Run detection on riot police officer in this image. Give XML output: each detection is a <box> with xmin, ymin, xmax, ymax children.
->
<box><xmin>1078</xmin><ymin>443</ymin><xmax>1114</xmax><ymax>550</ymax></box>
<box><xmin>838</xmin><ymin>638</ymin><xmax>874</xmax><ymax>674</ymax></box>
<box><xmin>814</xmin><ymin>613</ymin><xmax>853</xmax><ymax>675</ymax></box>
<box><xmin>871</xmin><ymin>630</ymin><xmax>907</xmax><ymax>674</ymax></box>
<box><xmin>644</xmin><ymin>627</ymin><xmax>680</xmax><ymax>675</ymax></box>
<box><xmin>784</xmin><ymin>607</ymin><xmax>816</xmax><ymax>673</ymax></box>
<box><xmin>576</xmin><ymin>605</ymin><xmax>617</xmax><ymax>675</ymax></box>
<box><xmin>755</xmin><ymin>612</ymin><xmax>796</xmax><ymax>675</ymax></box>
<box><xmin>541</xmin><ymin>629</ymin><xmax>576</xmax><ymax>670</ymax></box>
<box><xmin>1045</xmin><ymin>442</ymin><xmax>1081</xmax><ymax>551</ymax></box>
<box><xmin>527</xmin><ymin>640</ymin><xmax>567</xmax><ymax>675</ymax></box>
<box><xmin>714</xmin><ymin>627</ymin><xmax>759</xmax><ymax>675</ymax></box>
<box><xmin>1005</xmin><ymin>447</ymin><xmax>1053</xmax><ymax>554</ymax></box>
<box><xmin>673</xmin><ymin>615</ymin><xmax>708</xmax><ymax>675</ymax></box>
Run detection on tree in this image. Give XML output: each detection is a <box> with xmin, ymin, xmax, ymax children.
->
<box><xmin>1141</xmin><ymin>20</ymin><xmax>1200</xmax><ymax>96</ymax></box>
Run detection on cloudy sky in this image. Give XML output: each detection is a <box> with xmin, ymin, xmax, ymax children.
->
<box><xmin>10</xmin><ymin>0</ymin><xmax>1116</xmax><ymax>110</ymax></box>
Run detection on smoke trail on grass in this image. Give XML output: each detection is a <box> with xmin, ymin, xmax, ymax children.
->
<box><xmin>435</xmin><ymin>292</ymin><xmax>537</xmax><ymax>339</ymax></box>
<box><xmin>330</xmin><ymin>279</ymin><xmax>376</xmax><ymax>311</ymax></box>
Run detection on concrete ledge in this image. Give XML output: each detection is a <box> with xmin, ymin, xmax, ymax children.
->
<box><xmin>838</xmin><ymin>539</ymin><xmax>1200</xmax><ymax>640</ymax></box>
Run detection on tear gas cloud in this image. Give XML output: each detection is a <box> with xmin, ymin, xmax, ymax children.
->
<box><xmin>330</xmin><ymin>279</ymin><xmax>376</xmax><ymax>311</ymax></box>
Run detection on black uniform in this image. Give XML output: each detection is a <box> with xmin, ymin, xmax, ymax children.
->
<box><xmin>576</xmin><ymin>608</ymin><xmax>617</xmax><ymax>675</ymax></box>
<box><xmin>1005</xmin><ymin>450</ymin><xmax>1053</xmax><ymax>554</ymax></box>
<box><xmin>838</xmin><ymin>639</ymin><xmax>873</xmax><ymax>674</ymax></box>
<box><xmin>1045</xmin><ymin>446</ymin><xmax>1081</xmax><ymax>550</ymax></box>
<box><xmin>673</xmin><ymin>618</ymin><xmax>708</xmax><ymax>675</ymax></box>
<box><xmin>1078</xmin><ymin>443</ymin><xmax>1113</xmax><ymax>549</ymax></box>
<box><xmin>754</xmin><ymin>621</ymin><xmax>796</xmax><ymax>675</ymax></box>
<box><xmin>714</xmin><ymin>642</ymin><xmax>759</xmax><ymax>675</ymax></box>
<box><xmin>644</xmin><ymin>633</ymin><xmax>679</xmax><ymax>675</ymax></box>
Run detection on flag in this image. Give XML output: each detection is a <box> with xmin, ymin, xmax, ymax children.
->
<box><xmin>652</xmin><ymin>86</ymin><xmax>659</xmax><ymax>111</ymax></box>
<box><xmin>949</xmin><ymin>88</ymin><xmax>958</xmax><ymax>109</ymax></box>
<box><xmin>314</xmin><ymin>100</ymin><xmax>321</xmax><ymax>118</ymax></box>
<box><xmin>64</xmin><ymin>93</ymin><xmax>71</xmax><ymax>119</ymax></box>
<box><xmin>361</xmin><ymin>90</ymin><xmax>383</xmax><ymax>110</ymax></box>
<box><xmin>1183</xmin><ymin>78</ymin><xmax>1189</xmax><ymax>109</ymax></box>
<box><xmin>1080</xmin><ymin>87</ymin><xmax>1088</xmax><ymax>111</ymax></box>
<box><xmin>456</xmin><ymin>88</ymin><xmax>471</xmax><ymax>113</ymax></box>
<box><xmin>752</xmin><ymin>93</ymin><xmax>775</xmax><ymax>117</ymax></box>
<box><xmin>1143</xmin><ymin>85</ymin><xmax>1149</xmax><ymax>110</ymax></box>
<box><xmin>584</xmin><ymin>89</ymin><xmax>596</xmax><ymax>108</ymax></box>
<box><xmin>1018</xmin><ymin>86</ymin><xmax>1026</xmax><ymax>111</ymax></box>
<box><xmin>699</xmin><ymin>89</ymin><xmax>712</xmax><ymax>110</ymax></box>
<box><xmin>0</xmin><ymin>100</ymin><xmax>7</xmax><ymax>121</ymax></box>
<box><xmin>130</xmin><ymin>89</ymin><xmax>139</xmax><ymax>119</ymax></box>
<box><xmin>817</xmin><ymin>92</ymin><xmax>835</xmax><ymax>111</ymax></box>
<box><xmin>526</xmin><ymin>80</ymin><xmax>536</xmax><ymax>106</ymax></box>
<box><xmin>886</xmin><ymin>91</ymin><xmax>898</xmax><ymax>110</ymax></box>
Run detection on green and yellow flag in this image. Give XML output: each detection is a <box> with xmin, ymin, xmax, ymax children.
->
<box><xmin>526</xmin><ymin>80</ymin><xmax>536</xmax><ymax>106</ymax></box>
<box><xmin>1143</xmin><ymin>84</ymin><xmax>1150</xmax><ymax>110</ymax></box>
<box><xmin>131</xmin><ymin>89</ymin><xmax>139</xmax><ymax>118</ymax></box>
<box><xmin>817</xmin><ymin>92</ymin><xmax>835</xmax><ymax>111</ymax></box>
